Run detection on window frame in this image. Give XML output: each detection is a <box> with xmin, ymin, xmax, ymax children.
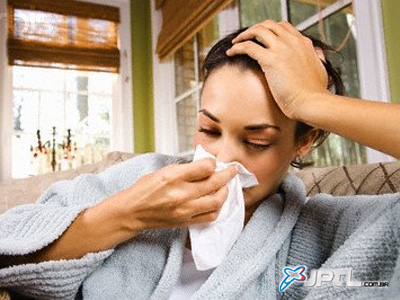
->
<box><xmin>0</xmin><ymin>0</ymin><xmax>134</xmax><ymax>181</ymax></box>
<box><xmin>173</xmin><ymin>35</ymin><xmax>201</xmax><ymax>156</ymax></box>
<box><xmin>151</xmin><ymin>2</ymin><xmax>240</xmax><ymax>155</ymax></box>
<box><xmin>151</xmin><ymin>0</ymin><xmax>392</xmax><ymax>162</ymax></box>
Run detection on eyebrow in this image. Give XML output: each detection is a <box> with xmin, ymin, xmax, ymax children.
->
<box><xmin>198</xmin><ymin>109</ymin><xmax>282</xmax><ymax>132</ymax></box>
<box><xmin>199</xmin><ymin>109</ymin><xmax>220</xmax><ymax>123</ymax></box>
<box><xmin>243</xmin><ymin>124</ymin><xmax>281</xmax><ymax>132</ymax></box>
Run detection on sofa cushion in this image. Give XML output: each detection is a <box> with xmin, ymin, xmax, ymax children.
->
<box><xmin>295</xmin><ymin>161</ymin><xmax>400</xmax><ymax>196</ymax></box>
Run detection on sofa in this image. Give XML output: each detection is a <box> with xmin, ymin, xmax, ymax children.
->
<box><xmin>0</xmin><ymin>152</ymin><xmax>399</xmax><ymax>300</ymax></box>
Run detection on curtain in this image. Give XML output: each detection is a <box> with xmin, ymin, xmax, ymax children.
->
<box><xmin>156</xmin><ymin>0</ymin><xmax>234</xmax><ymax>62</ymax></box>
<box><xmin>7</xmin><ymin>0</ymin><xmax>120</xmax><ymax>73</ymax></box>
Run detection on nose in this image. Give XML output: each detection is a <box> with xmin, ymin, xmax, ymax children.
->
<box><xmin>214</xmin><ymin>136</ymin><xmax>241</xmax><ymax>164</ymax></box>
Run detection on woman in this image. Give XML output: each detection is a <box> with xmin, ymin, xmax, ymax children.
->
<box><xmin>0</xmin><ymin>21</ymin><xmax>399</xmax><ymax>299</ymax></box>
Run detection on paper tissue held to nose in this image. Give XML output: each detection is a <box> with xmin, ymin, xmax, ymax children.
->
<box><xmin>189</xmin><ymin>145</ymin><xmax>259</xmax><ymax>270</ymax></box>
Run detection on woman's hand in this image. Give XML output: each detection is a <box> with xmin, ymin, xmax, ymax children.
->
<box><xmin>226</xmin><ymin>20</ymin><xmax>400</xmax><ymax>159</ymax></box>
<box><xmin>23</xmin><ymin>159</ymin><xmax>238</xmax><ymax>263</ymax></box>
<box><xmin>226</xmin><ymin>20</ymin><xmax>329</xmax><ymax>120</ymax></box>
<box><xmin>118</xmin><ymin>158</ymin><xmax>239</xmax><ymax>232</ymax></box>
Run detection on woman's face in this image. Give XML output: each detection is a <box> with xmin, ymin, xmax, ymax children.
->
<box><xmin>194</xmin><ymin>65</ymin><xmax>301</xmax><ymax>214</ymax></box>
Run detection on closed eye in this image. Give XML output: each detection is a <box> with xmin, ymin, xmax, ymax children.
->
<box><xmin>244</xmin><ymin>141</ymin><xmax>271</xmax><ymax>151</ymax></box>
<box><xmin>198</xmin><ymin>127</ymin><xmax>220</xmax><ymax>136</ymax></box>
<box><xmin>199</xmin><ymin>127</ymin><xmax>271</xmax><ymax>150</ymax></box>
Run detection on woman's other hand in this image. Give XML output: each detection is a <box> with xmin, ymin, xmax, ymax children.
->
<box><xmin>227</xmin><ymin>19</ymin><xmax>400</xmax><ymax>159</ymax></box>
<box><xmin>226</xmin><ymin>20</ymin><xmax>329</xmax><ymax>120</ymax></box>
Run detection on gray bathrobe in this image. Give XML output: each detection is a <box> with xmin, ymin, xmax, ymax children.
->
<box><xmin>0</xmin><ymin>154</ymin><xmax>399</xmax><ymax>300</ymax></box>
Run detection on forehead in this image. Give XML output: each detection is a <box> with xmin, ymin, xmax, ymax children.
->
<box><xmin>200</xmin><ymin>65</ymin><xmax>290</xmax><ymax>127</ymax></box>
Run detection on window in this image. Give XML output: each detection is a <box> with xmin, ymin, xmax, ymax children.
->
<box><xmin>153</xmin><ymin>0</ymin><xmax>391</xmax><ymax>165</ymax></box>
<box><xmin>12</xmin><ymin>66</ymin><xmax>115</xmax><ymax>178</ymax></box>
<box><xmin>1</xmin><ymin>0</ymin><xmax>133</xmax><ymax>181</ymax></box>
<box><xmin>240</xmin><ymin>0</ymin><xmax>281</xmax><ymax>25</ymax></box>
<box><xmin>6</xmin><ymin>0</ymin><xmax>120</xmax><ymax>178</ymax></box>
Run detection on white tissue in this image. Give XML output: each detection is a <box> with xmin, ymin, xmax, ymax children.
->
<box><xmin>189</xmin><ymin>145</ymin><xmax>259</xmax><ymax>270</ymax></box>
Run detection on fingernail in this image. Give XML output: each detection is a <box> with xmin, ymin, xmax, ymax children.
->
<box><xmin>226</xmin><ymin>49</ymin><xmax>232</xmax><ymax>56</ymax></box>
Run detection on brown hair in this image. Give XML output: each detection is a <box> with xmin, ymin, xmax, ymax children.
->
<box><xmin>202</xmin><ymin>28</ymin><xmax>345</xmax><ymax>168</ymax></box>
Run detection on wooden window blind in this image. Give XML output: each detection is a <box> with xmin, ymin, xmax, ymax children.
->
<box><xmin>155</xmin><ymin>0</ymin><xmax>234</xmax><ymax>62</ymax></box>
<box><xmin>7</xmin><ymin>0</ymin><xmax>121</xmax><ymax>73</ymax></box>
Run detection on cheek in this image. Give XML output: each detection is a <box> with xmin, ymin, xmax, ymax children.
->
<box><xmin>245</xmin><ymin>144</ymin><xmax>295</xmax><ymax>199</ymax></box>
<box><xmin>249</xmin><ymin>149</ymin><xmax>291</xmax><ymax>183</ymax></box>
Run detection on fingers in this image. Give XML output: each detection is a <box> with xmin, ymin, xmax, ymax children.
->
<box><xmin>277</xmin><ymin>20</ymin><xmax>303</xmax><ymax>37</ymax></box>
<box><xmin>166</xmin><ymin>185</ymin><xmax>228</xmax><ymax>227</ymax></box>
<box><xmin>231</xmin><ymin>25</ymin><xmax>278</xmax><ymax>48</ymax></box>
<box><xmin>226</xmin><ymin>41</ymin><xmax>271</xmax><ymax>70</ymax></box>
<box><xmin>190</xmin><ymin>184</ymin><xmax>229</xmax><ymax>216</ymax></box>
<box><xmin>227</xmin><ymin>20</ymin><xmax>326</xmax><ymax>79</ymax></box>
<box><xmin>155</xmin><ymin>159</ymin><xmax>237</xmax><ymax>202</ymax></box>
<box><xmin>164</xmin><ymin>158</ymin><xmax>216</xmax><ymax>182</ymax></box>
<box><xmin>189</xmin><ymin>211</ymin><xmax>221</xmax><ymax>225</ymax></box>
<box><xmin>228</xmin><ymin>20</ymin><xmax>307</xmax><ymax>63</ymax></box>
<box><xmin>167</xmin><ymin>158</ymin><xmax>238</xmax><ymax>183</ymax></box>
<box><xmin>192</xmin><ymin>165</ymin><xmax>238</xmax><ymax>198</ymax></box>
<box><xmin>186</xmin><ymin>186</ymin><xmax>228</xmax><ymax>225</ymax></box>
<box><xmin>232</xmin><ymin>20</ymin><xmax>300</xmax><ymax>45</ymax></box>
<box><xmin>185</xmin><ymin>158</ymin><xmax>217</xmax><ymax>181</ymax></box>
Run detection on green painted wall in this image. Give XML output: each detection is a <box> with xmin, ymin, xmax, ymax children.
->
<box><xmin>382</xmin><ymin>0</ymin><xmax>400</xmax><ymax>104</ymax></box>
<box><xmin>131</xmin><ymin>0</ymin><xmax>155</xmax><ymax>152</ymax></box>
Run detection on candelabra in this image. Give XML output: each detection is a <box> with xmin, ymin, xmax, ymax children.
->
<box><xmin>30</xmin><ymin>127</ymin><xmax>79</xmax><ymax>175</ymax></box>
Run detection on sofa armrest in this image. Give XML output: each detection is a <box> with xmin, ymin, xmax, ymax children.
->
<box><xmin>0</xmin><ymin>151</ymin><xmax>136</xmax><ymax>214</ymax></box>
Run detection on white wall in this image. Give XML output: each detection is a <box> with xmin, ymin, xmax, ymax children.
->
<box><xmin>0</xmin><ymin>0</ymin><xmax>13</xmax><ymax>182</ymax></box>
<box><xmin>150</xmin><ymin>0</ymin><xmax>176</xmax><ymax>155</ymax></box>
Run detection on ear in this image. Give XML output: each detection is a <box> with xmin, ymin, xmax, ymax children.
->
<box><xmin>315</xmin><ymin>47</ymin><xmax>326</xmax><ymax>62</ymax></box>
<box><xmin>295</xmin><ymin>129</ymin><xmax>320</xmax><ymax>159</ymax></box>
